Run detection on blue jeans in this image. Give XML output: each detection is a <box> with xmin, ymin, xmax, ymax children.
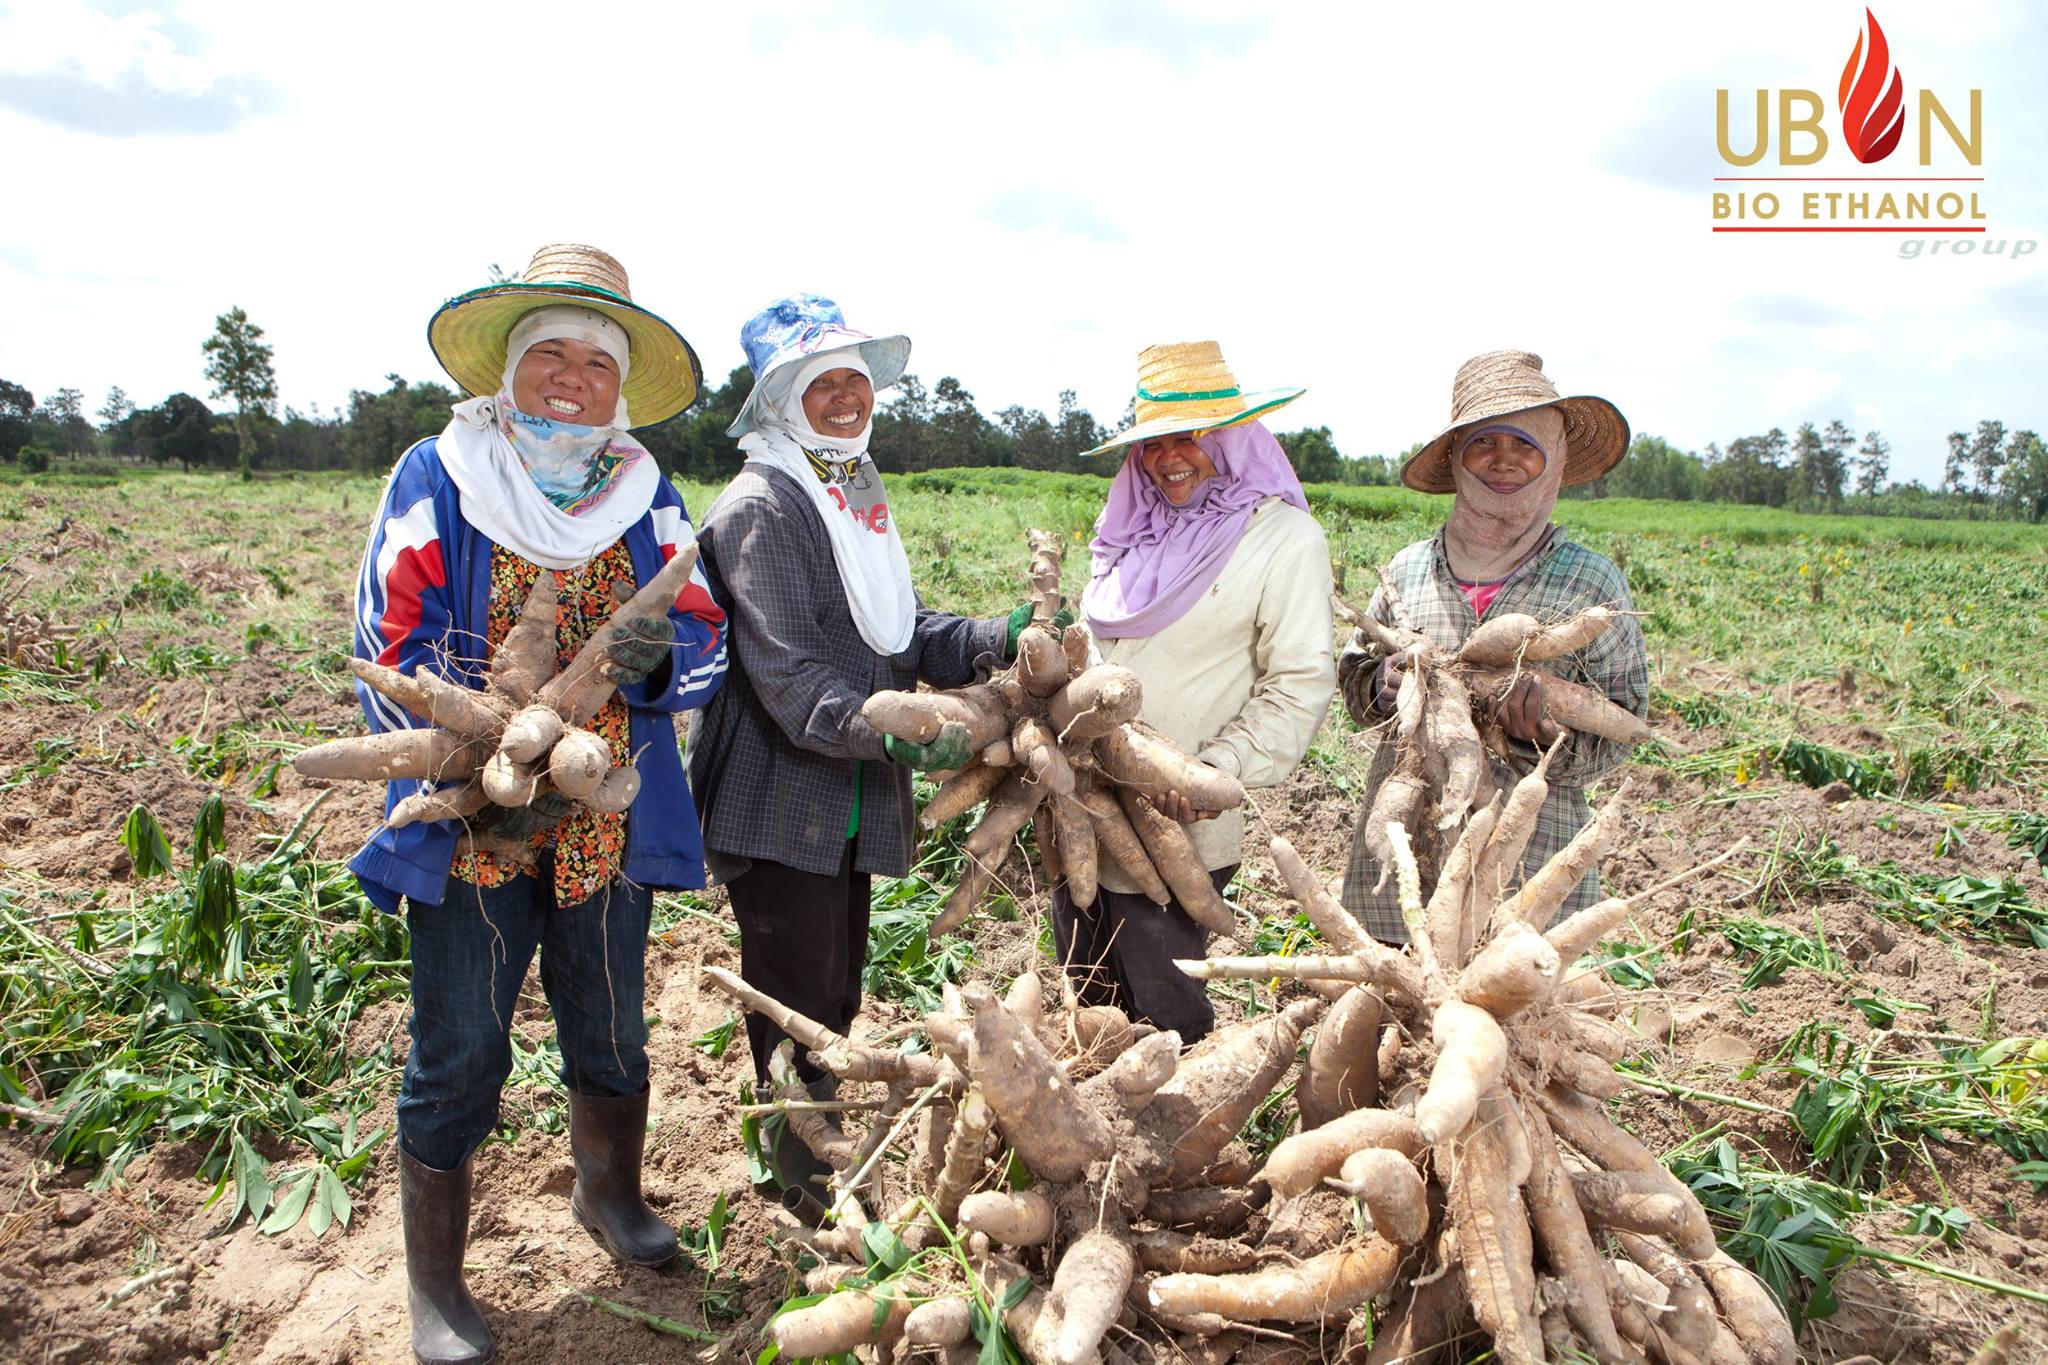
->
<box><xmin>397</xmin><ymin>864</ymin><xmax>652</xmax><ymax>1171</ymax></box>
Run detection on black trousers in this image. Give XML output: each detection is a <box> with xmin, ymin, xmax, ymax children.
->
<box><xmin>727</xmin><ymin>841</ymin><xmax>870</xmax><ymax>1085</ymax></box>
<box><xmin>1050</xmin><ymin>865</ymin><xmax>1234</xmax><ymax>1046</ymax></box>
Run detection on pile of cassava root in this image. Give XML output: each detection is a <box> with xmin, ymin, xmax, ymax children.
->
<box><xmin>1341</xmin><ymin>567</ymin><xmax>1654</xmax><ymax>894</ymax></box>
<box><xmin>289</xmin><ymin>544</ymin><xmax>702</xmax><ymax>862</ymax></box>
<box><xmin>705</xmin><ymin>779</ymin><xmax>1783</xmax><ymax>1364</ymax></box>
<box><xmin>860</xmin><ymin>530</ymin><xmax>1250</xmax><ymax>943</ymax></box>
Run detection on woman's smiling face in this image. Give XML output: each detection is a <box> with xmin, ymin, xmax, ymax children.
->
<box><xmin>801</xmin><ymin>368</ymin><xmax>874</xmax><ymax>439</ymax></box>
<box><xmin>1138</xmin><ymin>432</ymin><xmax>1218</xmax><ymax>506</ymax></box>
<box><xmin>511</xmin><ymin>335</ymin><xmax>622</xmax><ymax>427</ymax></box>
<box><xmin>1459</xmin><ymin>428</ymin><xmax>1546</xmax><ymax>494</ymax></box>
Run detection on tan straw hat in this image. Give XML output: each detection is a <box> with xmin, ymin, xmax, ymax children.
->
<box><xmin>428</xmin><ymin>244</ymin><xmax>703</xmax><ymax>428</ymax></box>
<box><xmin>1081</xmin><ymin>340</ymin><xmax>1304</xmax><ymax>457</ymax></box>
<box><xmin>1400</xmin><ymin>350</ymin><xmax>1629</xmax><ymax>493</ymax></box>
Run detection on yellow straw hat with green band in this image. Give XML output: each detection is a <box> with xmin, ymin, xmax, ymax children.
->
<box><xmin>428</xmin><ymin>244</ymin><xmax>703</xmax><ymax>429</ymax></box>
<box><xmin>1081</xmin><ymin>340</ymin><xmax>1305</xmax><ymax>457</ymax></box>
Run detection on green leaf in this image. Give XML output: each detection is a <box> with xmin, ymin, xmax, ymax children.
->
<box><xmin>859</xmin><ymin>1220</ymin><xmax>910</xmax><ymax>1275</ymax></box>
<box><xmin>215</xmin><ymin>1131</ymin><xmax>273</xmax><ymax>1228</ymax></box>
<box><xmin>121</xmin><ymin>804</ymin><xmax>174</xmax><ymax>880</ymax></box>
<box><xmin>259</xmin><ymin>1167</ymin><xmax>316</xmax><ymax>1235</ymax></box>
<box><xmin>704</xmin><ymin>1190</ymin><xmax>730</xmax><ymax>1271</ymax></box>
<box><xmin>192</xmin><ymin>793</ymin><xmax>227</xmax><ymax>868</ymax></box>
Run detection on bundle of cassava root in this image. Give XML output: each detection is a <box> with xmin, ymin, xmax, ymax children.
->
<box><xmin>861</xmin><ymin>530</ymin><xmax>1249</xmax><ymax>943</ymax></box>
<box><xmin>1342</xmin><ymin>567</ymin><xmax>1654</xmax><ymax>894</ymax></box>
<box><xmin>705</xmin><ymin>764</ymin><xmax>1782</xmax><ymax>1363</ymax></box>
<box><xmin>289</xmin><ymin>545</ymin><xmax>702</xmax><ymax>861</ymax></box>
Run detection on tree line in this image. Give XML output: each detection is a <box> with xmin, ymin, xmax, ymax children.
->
<box><xmin>3</xmin><ymin>307</ymin><xmax>2043</xmax><ymax>522</ymax></box>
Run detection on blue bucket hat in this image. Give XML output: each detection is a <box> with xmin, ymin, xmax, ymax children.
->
<box><xmin>726</xmin><ymin>294</ymin><xmax>912</xmax><ymax>439</ymax></box>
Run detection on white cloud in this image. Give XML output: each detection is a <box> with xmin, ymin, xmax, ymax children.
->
<box><xmin>0</xmin><ymin>0</ymin><xmax>2040</xmax><ymax>486</ymax></box>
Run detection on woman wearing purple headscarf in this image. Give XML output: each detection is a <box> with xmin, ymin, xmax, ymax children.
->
<box><xmin>1060</xmin><ymin>342</ymin><xmax>1337</xmax><ymax>1042</ymax></box>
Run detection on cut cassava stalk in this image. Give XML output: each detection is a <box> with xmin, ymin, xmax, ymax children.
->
<box><xmin>702</xmin><ymin>966</ymin><xmax>953</xmax><ymax>1092</ymax></box>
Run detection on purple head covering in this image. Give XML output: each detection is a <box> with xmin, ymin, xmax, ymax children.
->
<box><xmin>1083</xmin><ymin>421</ymin><xmax>1310</xmax><ymax>639</ymax></box>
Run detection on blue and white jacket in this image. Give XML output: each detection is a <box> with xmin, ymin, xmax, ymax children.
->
<box><xmin>347</xmin><ymin>437</ymin><xmax>728</xmax><ymax>911</ymax></box>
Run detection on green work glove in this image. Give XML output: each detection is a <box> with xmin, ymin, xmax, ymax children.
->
<box><xmin>601</xmin><ymin>615</ymin><xmax>675</xmax><ymax>686</ymax></box>
<box><xmin>474</xmin><ymin>791</ymin><xmax>572</xmax><ymax>842</ymax></box>
<box><xmin>885</xmin><ymin>721</ymin><xmax>974</xmax><ymax>772</ymax></box>
<box><xmin>1003</xmin><ymin>600</ymin><xmax>1077</xmax><ymax>656</ymax></box>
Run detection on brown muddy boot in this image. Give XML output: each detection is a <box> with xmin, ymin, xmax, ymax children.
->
<box><xmin>568</xmin><ymin>1087</ymin><xmax>679</xmax><ymax>1267</ymax></box>
<box><xmin>399</xmin><ymin>1148</ymin><xmax>493</xmax><ymax>1365</ymax></box>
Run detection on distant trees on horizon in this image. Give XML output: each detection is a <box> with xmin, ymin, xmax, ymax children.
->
<box><xmin>3</xmin><ymin>308</ymin><xmax>2044</xmax><ymax>523</ymax></box>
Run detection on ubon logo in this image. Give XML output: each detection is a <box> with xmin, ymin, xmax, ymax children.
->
<box><xmin>1710</xmin><ymin>9</ymin><xmax>1986</xmax><ymax>235</ymax></box>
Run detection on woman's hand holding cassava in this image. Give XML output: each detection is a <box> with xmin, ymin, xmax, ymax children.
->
<box><xmin>1493</xmin><ymin>673</ymin><xmax>1562</xmax><ymax>746</ymax></box>
<box><xmin>885</xmin><ymin>721</ymin><xmax>974</xmax><ymax>773</ymax></box>
<box><xmin>601</xmin><ymin>615</ymin><xmax>675</xmax><ymax>686</ymax></box>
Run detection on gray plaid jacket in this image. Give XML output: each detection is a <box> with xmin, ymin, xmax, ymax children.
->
<box><xmin>1338</xmin><ymin>528</ymin><xmax>1649</xmax><ymax>941</ymax></box>
<box><xmin>688</xmin><ymin>464</ymin><xmax>1008</xmax><ymax>884</ymax></box>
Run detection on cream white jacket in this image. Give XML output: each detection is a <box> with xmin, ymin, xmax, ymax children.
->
<box><xmin>1088</xmin><ymin>498</ymin><xmax>1337</xmax><ymax>892</ymax></box>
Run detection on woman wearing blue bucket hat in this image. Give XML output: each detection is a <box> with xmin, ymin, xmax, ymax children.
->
<box><xmin>688</xmin><ymin>294</ymin><xmax>1050</xmax><ymax>1220</ymax></box>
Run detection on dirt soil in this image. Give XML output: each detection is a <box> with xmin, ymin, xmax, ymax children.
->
<box><xmin>2</xmin><ymin>508</ymin><xmax>2044</xmax><ymax>1361</ymax></box>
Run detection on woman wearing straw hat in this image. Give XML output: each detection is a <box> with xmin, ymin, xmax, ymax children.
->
<box><xmin>688</xmin><ymin>294</ymin><xmax>1048</xmax><ymax>1220</ymax></box>
<box><xmin>1338</xmin><ymin>349</ymin><xmax>1648</xmax><ymax>942</ymax></box>
<box><xmin>1062</xmin><ymin>341</ymin><xmax>1338</xmax><ymax>1044</ymax></box>
<box><xmin>351</xmin><ymin>245</ymin><xmax>728</xmax><ymax>1363</ymax></box>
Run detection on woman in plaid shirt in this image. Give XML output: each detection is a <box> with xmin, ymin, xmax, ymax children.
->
<box><xmin>689</xmin><ymin>295</ymin><xmax>1042</xmax><ymax>1221</ymax></box>
<box><xmin>1339</xmin><ymin>351</ymin><xmax>1649</xmax><ymax>943</ymax></box>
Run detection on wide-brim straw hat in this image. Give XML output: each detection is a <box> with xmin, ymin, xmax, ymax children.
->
<box><xmin>1401</xmin><ymin>349</ymin><xmax>1629</xmax><ymax>493</ymax></box>
<box><xmin>1081</xmin><ymin>341</ymin><xmax>1304</xmax><ymax>458</ymax></box>
<box><xmin>428</xmin><ymin>244</ymin><xmax>703</xmax><ymax>429</ymax></box>
<box><xmin>726</xmin><ymin>293</ymin><xmax>911</xmax><ymax>439</ymax></box>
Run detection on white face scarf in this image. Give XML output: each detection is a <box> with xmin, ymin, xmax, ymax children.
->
<box><xmin>1442</xmin><ymin>406</ymin><xmax>1567</xmax><ymax>583</ymax></box>
<box><xmin>434</xmin><ymin>306</ymin><xmax>658</xmax><ymax>570</ymax></box>
<box><xmin>737</xmin><ymin>351</ymin><xmax>918</xmax><ymax>655</ymax></box>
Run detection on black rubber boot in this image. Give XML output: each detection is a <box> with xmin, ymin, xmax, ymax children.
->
<box><xmin>756</xmin><ymin>1076</ymin><xmax>836</xmax><ymax>1227</ymax></box>
<box><xmin>399</xmin><ymin>1148</ymin><xmax>493</xmax><ymax>1365</ymax></box>
<box><xmin>568</xmin><ymin>1087</ymin><xmax>680</xmax><ymax>1267</ymax></box>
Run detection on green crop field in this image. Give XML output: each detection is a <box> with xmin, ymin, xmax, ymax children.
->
<box><xmin>2</xmin><ymin>465</ymin><xmax>2045</xmax><ymax>1362</ymax></box>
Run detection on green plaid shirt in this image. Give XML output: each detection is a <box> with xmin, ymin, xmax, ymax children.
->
<box><xmin>1338</xmin><ymin>528</ymin><xmax>1648</xmax><ymax>942</ymax></box>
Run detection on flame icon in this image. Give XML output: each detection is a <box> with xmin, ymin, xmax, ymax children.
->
<box><xmin>1838</xmin><ymin>8</ymin><xmax>1905</xmax><ymax>163</ymax></box>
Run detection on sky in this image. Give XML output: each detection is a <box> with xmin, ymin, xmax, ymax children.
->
<box><xmin>1</xmin><ymin>0</ymin><xmax>2042</xmax><ymax>486</ymax></box>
